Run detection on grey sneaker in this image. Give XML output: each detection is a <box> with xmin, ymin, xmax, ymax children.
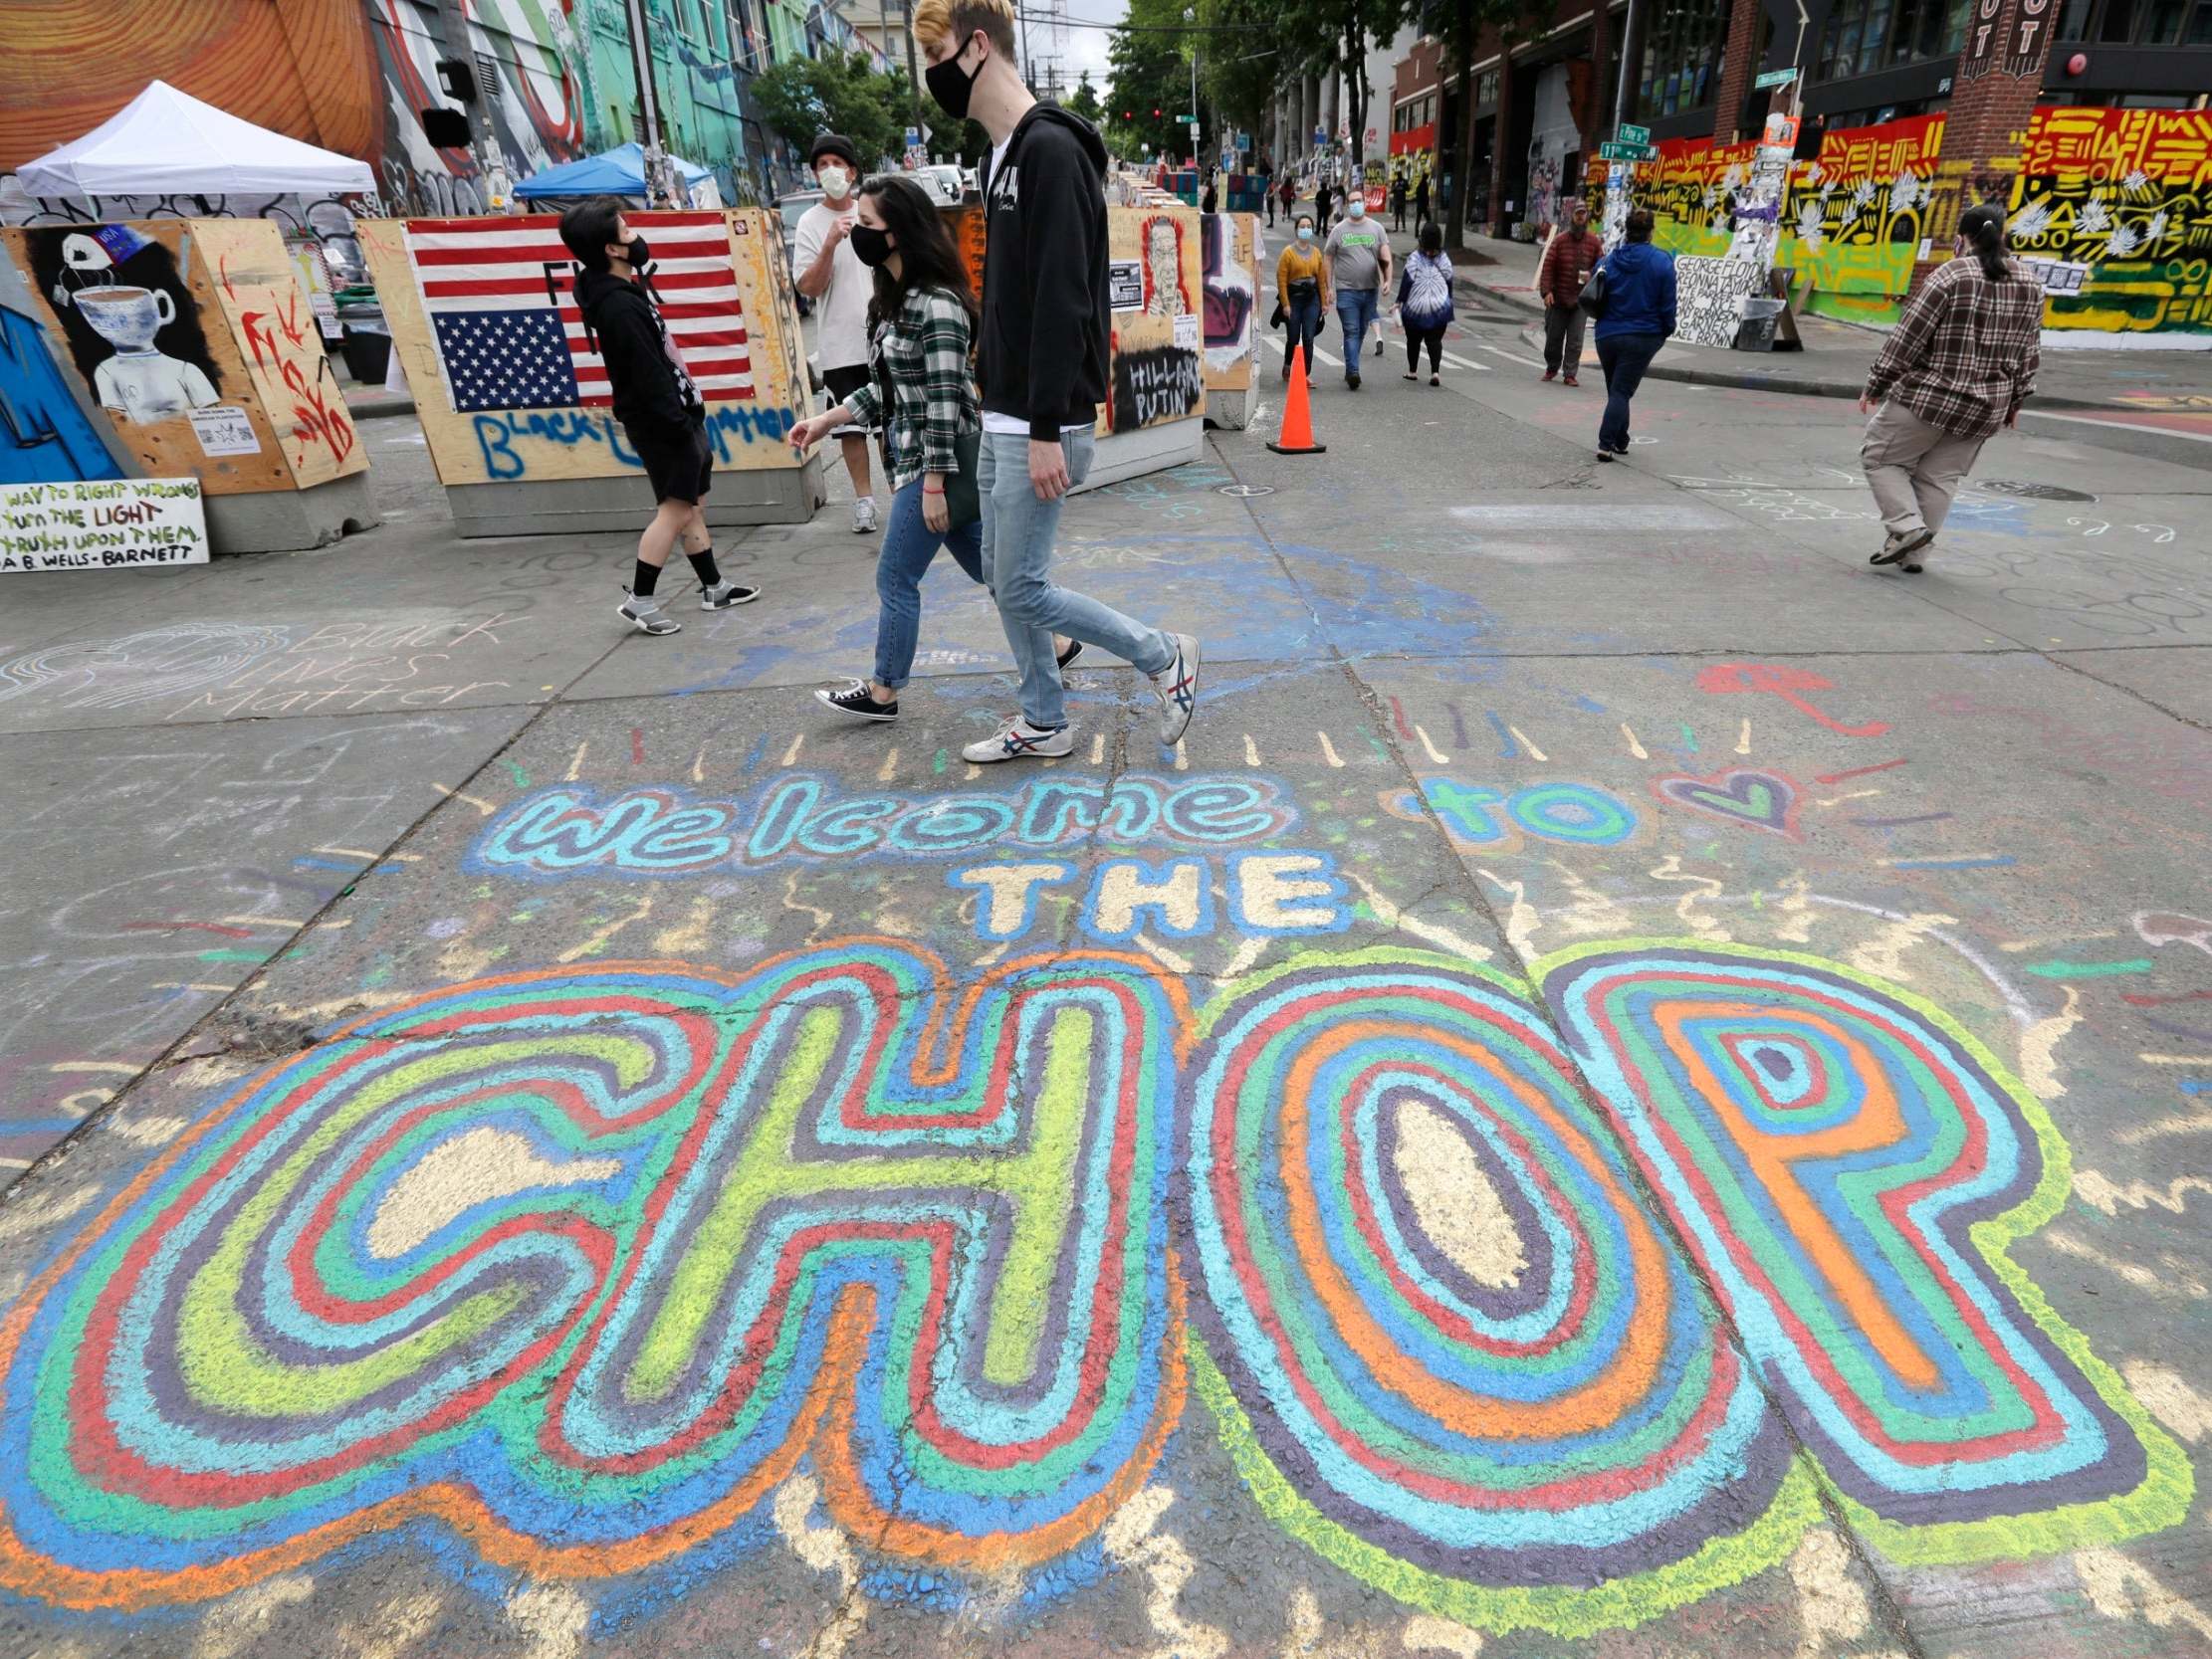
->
<box><xmin>963</xmin><ymin>716</ymin><xmax>1074</xmax><ymax>763</ymax></box>
<box><xmin>1871</xmin><ymin>526</ymin><xmax>1934</xmax><ymax>566</ymax></box>
<box><xmin>618</xmin><ymin>592</ymin><xmax>680</xmax><ymax>635</ymax></box>
<box><xmin>702</xmin><ymin>579</ymin><xmax>761</xmax><ymax>609</ymax></box>
<box><xmin>852</xmin><ymin>496</ymin><xmax>879</xmax><ymax>534</ymax></box>
<box><xmin>1153</xmin><ymin>633</ymin><xmax>1201</xmax><ymax>746</ymax></box>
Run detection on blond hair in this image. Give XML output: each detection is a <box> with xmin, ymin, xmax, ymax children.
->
<box><xmin>912</xmin><ymin>0</ymin><xmax>1016</xmax><ymax>58</ymax></box>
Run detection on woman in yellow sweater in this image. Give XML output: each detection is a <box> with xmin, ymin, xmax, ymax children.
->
<box><xmin>1275</xmin><ymin>212</ymin><xmax>1329</xmax><ymax>384</ymax></box>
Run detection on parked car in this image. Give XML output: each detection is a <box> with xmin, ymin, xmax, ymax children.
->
<box><xmin>917</xmin><ymin>165</ymin><xmax>966</xmax><ymax>205</ymax></box>
<box><xmin>776</xmin><ymin>188</ymin><xmax>823</xmax><ymax>315</ymax></box>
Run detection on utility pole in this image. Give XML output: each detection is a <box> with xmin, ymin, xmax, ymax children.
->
<box><xmin>899</xmin><ymin>0</ymin><xmax>927</xmax><ymax>157</ymax></box>
<box><xmin>1185</xmin><ymin>7</ymin><xmax>1200</xmax><ymax>168</ymax></box>
<box><xmin>623</xmin><ymin>0</ymin><xmax>682</xmax><ymax>205</ymax></box>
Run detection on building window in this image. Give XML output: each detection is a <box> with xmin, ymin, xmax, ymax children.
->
<box><xmin>1819</xmin><ymin>0</ymin><xmax>1967</xmax><ymax>76</ymax></box>
<box><xmin>1637</xmin><ymin>0</ymin><xmax>1728</xmax><ymax>118</ymax></box>
<box><xmin>2063</xmin><ymin>0</ymin><xmax>2204</xmax><ymax>39</ymax></box>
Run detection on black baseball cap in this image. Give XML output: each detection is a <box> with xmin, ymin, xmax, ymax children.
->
<box><xmin>808</xmin><ymin>134</ymin><xmax>860</xmax><ymax>170</ymax></box>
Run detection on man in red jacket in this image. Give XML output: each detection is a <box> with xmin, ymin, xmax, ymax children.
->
<box><xmin>1539</xmin><ymin>199</ymin><xmax>1604</xmax><ymax>387</ymax></box>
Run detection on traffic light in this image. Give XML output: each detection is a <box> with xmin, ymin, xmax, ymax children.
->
<box><xmin>1124</xmin><ymin>110</ymin><xmax>1133</xmax><ymax>119</ymax></box>
<box><xmin>1152</xmin><ymin>107</ymin><xmax>1161</xmax><ymax>116</ymax></box>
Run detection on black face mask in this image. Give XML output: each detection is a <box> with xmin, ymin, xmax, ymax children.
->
<box><xmin>849</xmin><ymin>224</ymin><xmax>894</xmax><ymax>268</ymax></box>
<box><xmin>925</xmin><ymin>39</ymin><xmax>981</xmax><ymax>121</ymax></box>
<box><xmin>617</xmin><ymin>233</ymin><xmax>651</xmax><ymax>272</ymax></box>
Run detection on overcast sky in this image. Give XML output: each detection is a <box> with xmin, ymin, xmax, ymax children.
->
<box><xmin>1024</xmin><ymin>0</ymin><xmax>1129</xmax><ymax>91</ymax></box>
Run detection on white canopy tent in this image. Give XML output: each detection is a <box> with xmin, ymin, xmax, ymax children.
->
<box><xmin>15</xmin><ymin>79</ymin><xmax>376</xmax><ymax>200</ymax></box>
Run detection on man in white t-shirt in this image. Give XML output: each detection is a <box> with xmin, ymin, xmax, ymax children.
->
<box><xmin>792</xmin><ymin>133</ymin><xmax>880</xmax><ymax>534</ymax></box>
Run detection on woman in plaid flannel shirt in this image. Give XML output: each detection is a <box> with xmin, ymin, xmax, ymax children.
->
<box><xmin>791</xmin><ymin>175</ymin><xmax>1072</xmax><ymax>722</ymax></box>
<box><xmin>1860</xmin><ymin>202</ymin><xmax>2042</xmax><ymax>574</ymax></box>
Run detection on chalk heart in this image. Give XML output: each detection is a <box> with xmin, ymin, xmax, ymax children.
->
<box><xmin>1655</xmin><ymin>767</ymin><xmax>1801</xmax><ymax>837</ymax></box>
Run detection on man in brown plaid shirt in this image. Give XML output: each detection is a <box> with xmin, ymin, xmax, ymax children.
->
<box><xmin>1859</xmin><ymin>203</ymin><xmax>2042</xmax><ymax>573</ymax></box>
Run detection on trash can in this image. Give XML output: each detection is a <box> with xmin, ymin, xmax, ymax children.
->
<box><xmin>1734</xmin><ymin>297</ymin><xmax>1786</xmax><ymax>352</ymax></box>
<box><xmin>338</xmin><ymin>325</ymin><xmax>391</xmax><ymax>384</ymax></box>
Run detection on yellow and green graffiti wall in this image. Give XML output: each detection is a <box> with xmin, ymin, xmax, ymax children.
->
<box><xmin>1589</xmin><ymin>105</ymin><xmax>2212</xmax><ymax>336</ymax></box>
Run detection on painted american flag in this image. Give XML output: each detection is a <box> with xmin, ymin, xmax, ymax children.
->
<box><xmin>404</xmin><ymin>212</ymin><xmax>756</xmax><ymax>413</ymax></box>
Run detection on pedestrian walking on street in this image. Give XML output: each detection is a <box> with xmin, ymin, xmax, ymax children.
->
<box><xmin>790</xmin><ymin>178</ymin><xmax>992</xmax><ymax>721</ymax></box>
<box><xmin>1277</xmin><ymin>212</ymin><xmax>1328</xmax><ymax>383</ymax></box>
<box><xmin>1323</xmin><ymin>194</ymin><xmax>1390</xmax><ymax>389</ymax></box>
<box><xmin>914</xmin><ymin>0</ymin><xmax>1201</xmax><ymax>763</ymax></box>
<box><xmin>560</xmin><ymin>198</ymin><xmax>759</xmax><ymax>635</ymax></box>
<box><xmin>792</xmin><ymin>134</ymin><xmax>882</xmax><ymax>534</ymax></box>
<box><xmin>1397</xmin><ymin>220</ymin><xmax>1453</xmax><ymax>386</ymax></box>
<box><xmin>1314</xmin><ymin>179</ymin><xmax>1333</xmax><ymax>227</ymax></box>
<box><xmin>1539</xmin><ymin>198</ymin><xmax>1602</xmax><ymax>386</ymax></box>
<box><xmin>1860</xmin><ymin>204</ymin><xmax>2040</xmax><ymax>575</ymax></box>
<box><xmin>1590</xmin><ymin>207</ymin><xmax>1675</xmax><ymax>462</ymax></box>
<box><xmin>1391</xmin><ymin>171</ymin><xmax>1410</xmax><ymax>232</ymax></box>
<box><xmin>1414</xmin><ymin>171</ymin><xmax>1430</xmax><ymax>229</ymax></box>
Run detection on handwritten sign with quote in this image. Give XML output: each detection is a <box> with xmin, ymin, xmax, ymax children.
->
<box><xmin>0</xmin><ymin>478</ymin><xmax>209</xmax><ymax>572</ymax></box>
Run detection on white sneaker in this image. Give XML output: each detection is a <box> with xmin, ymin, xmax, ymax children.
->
<box><xmin>963</xmin><ymin>716</ymin><xmax>1074</xmax><ymax>763</ymax></box>
<box><xmin>1153</xmin><ymin>633</ymin><xmax>1201</xmax><ymax>746</ymax></box>
<box><xmin>618</xmin><ymin>592</ymin><xmax>681</xmax><ymax>635</ymax></box>
<box><xmin>852</xmin><ymin>496</ymin><xmax>879</xmax><ymax>534</ymax></box>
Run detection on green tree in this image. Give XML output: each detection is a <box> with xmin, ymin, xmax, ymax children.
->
<box><xmin>1198</xmin><ymin>0</ymin><xmax>1280</xmax><ymax>153</ymax></box>
<box><xmin>1066</xmin><ymin>70</ymin><xmax>1104</xmax><ymax>125</ymax></box>
<box><xmin>751</xmin><ymin>51</ymin><xmax>910</xmax><ymax>171</ymax></box>
<box><xmin>1269</xmin><ymin>0</ymin><xmax>1408</xmax><ymax>175</ymax></box>
<box><xmin>1104</xmin><ymin>11</ymin><xmax>1199</xmax><ymax>165</ymax></box>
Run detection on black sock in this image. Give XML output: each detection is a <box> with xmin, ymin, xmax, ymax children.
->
<box><xmin>686</xmin><ymin>547</ymin><xmax>721</xmax><ymax>588</ymax></box>
<box><xmin>632</xmin><ymin>559</ymin><xmax>661</xmax><ymax>598</ymax></box>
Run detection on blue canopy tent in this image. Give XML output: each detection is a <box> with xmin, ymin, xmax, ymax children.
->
<box><xmin>514</xmin><ymin>143</ymin><xmax>716</xmax><ymax>204</ymax></box>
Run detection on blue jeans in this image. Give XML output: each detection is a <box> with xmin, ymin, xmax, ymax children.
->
<box><xmin>872</xmin><ymin>473</ymin><xmax>985</xmax><ymax>691</ymax></box>
<box><xmin>980</xmin><ymin>428</ymin><xmax>1174</xmax><ymax>730</ymax></box>
<box><xmin>1596</xmin><ymin>331</ymin><xmax>1664</xmax><ymax>452</ymax></box>
<box><xmin>1335</xmin><ymin>287</ymin><xmax>1379</xmax><ymax>376</ymax></box>
<box><xmin>1286</xmin><ymin>294</ymin><xmax>1322</xmax><ymax>375</ymax></box>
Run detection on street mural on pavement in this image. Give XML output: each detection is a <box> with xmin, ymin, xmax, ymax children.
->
<box><xmin>0</xmin><ymin>645</ymin><xmax>2198</xmax><ymax>1653</ymax></box>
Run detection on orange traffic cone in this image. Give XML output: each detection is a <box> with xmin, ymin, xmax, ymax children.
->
<box><xmin>1267</xmin><ymin>343</ymin><xmax>1327</xmax><ymax>456</ymax></box>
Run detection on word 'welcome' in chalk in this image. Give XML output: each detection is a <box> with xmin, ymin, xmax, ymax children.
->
<box><xmin>472</xmin><ymin>773</ymin><xmax>1298</xmax><ymax>875</ymax></box>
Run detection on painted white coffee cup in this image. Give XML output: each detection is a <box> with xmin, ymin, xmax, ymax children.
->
<box><xmin>75</xmin><ymin>285</ymin><xmax>174</xmax><ymax>352</ymax></box>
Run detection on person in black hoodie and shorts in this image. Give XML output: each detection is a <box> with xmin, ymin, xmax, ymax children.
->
<box><xmin>914</xmin><ymin>0</ymin><xmax>1200</xmax><ymax>763</ymax></box>
<box><xmin>559</xmin><ymin>198</ymin><xmax>759</xmax><ymax>635</ymax></box>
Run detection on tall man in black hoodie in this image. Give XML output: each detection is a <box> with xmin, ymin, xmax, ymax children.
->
<box><xmin>558</xmin><ymin>198</ymin><xmax>759</xmax><ymax>635</ymax></box>
<box><xmin>915</xmin><ymin>0</ymin><xmax>1201</xmax><ymax>763</ymax></box>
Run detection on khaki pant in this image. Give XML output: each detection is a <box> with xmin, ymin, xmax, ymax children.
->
<box><xmin>1860</xmin><ymin>400</ymin><xmax>1987</xmax><ymax>559</ymax></box>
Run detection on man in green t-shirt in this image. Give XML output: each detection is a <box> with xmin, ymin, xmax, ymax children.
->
<box><xmin>1323</xmin><ymin>198</ymin><xmax>1392</xmax><ymax>389</ymax></box>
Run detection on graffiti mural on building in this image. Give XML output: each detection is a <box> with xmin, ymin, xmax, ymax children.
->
<box><xmin>2012</xmin><ymin>105</ymin><xmax>2212</xmax><ymax>333</ymax></box>
<box><xmin>0</xmin><ymin>929</ymin><xmax>2184</xmax><ymax>1626</ymax></box>
<box><xmin>1590</xmin><ymin>104</ymin><xmax>2212</xmax><ymax>332</ymax></box>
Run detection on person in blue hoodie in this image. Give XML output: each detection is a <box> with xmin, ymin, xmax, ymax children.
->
<box><xmin>1590</xmin><ymin>207</ymin><xmax>1676</xmax><ymax>461</ymax></box>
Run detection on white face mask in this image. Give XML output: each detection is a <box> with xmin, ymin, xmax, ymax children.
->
<box><xmin>1347</xmin><ymin>200</ymin><xmax>1366</xmax><ymax>219</ymax></box>
<box><xmin>818</xmin><ymin>165</ymin><xmax>852</xmax><ymax>199</ymax></box>
<box><xmin>1296</xmin><ymin>225</ymin><xmax>1313</xmax><ymax>242</ymax></box>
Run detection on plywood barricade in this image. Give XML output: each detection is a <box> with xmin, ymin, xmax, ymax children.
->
<box><xmin>358</xmin><ymin>208</ymin><xmax>822</xmax><ymax>537</ymax></box>
<box><xmin>0</xmin><ymin>217</ymin><xmax>375</xmax><ymax>552</ymax></box>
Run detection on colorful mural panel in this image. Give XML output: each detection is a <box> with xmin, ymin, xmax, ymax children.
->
<box><xmin>1589</xmin><ymin>104</ymin><xmax>2212</xmax><ymax>333</ymax></box>
<box><xmin>357</xmin><ymin>208</ymin><xmax>805</xmax><ymax>487</ymax></box>
<box><xmin>0</xmin><ymin>219</ymin><xmax>363</xmax><ymax>494</ymax></box>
